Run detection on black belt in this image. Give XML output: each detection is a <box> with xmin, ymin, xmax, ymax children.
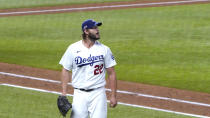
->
<box><xmin>75</xmin><ymin>88</ymin><xmax>95</xmax><ymax>92</ymax></box>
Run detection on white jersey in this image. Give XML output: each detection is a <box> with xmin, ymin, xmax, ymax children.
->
<box><xmin>59</xmin><ymin>40</ymin><xmax>117</xmax><ymax>89</ymax></box>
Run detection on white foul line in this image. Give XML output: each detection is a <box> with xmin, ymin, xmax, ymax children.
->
<box><xmin>0</xmin><ymin>71</ymin><xmax>210</xmax><ymax>108</ymax></box>
<box><xmin>0</xmin><ymin>0</ymin><xmax>209</xmax><ymax>16</ymax></box>
<box><xmin>0</xmin><ymin>83</ymin><xmax>209</xmax><ymax>118</ymax></box>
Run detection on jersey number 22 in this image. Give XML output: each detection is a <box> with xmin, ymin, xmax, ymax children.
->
<box><xmin>94</xmin><ymin>64</ymin><xmax>103</xmax><ymax>75</ymax></box>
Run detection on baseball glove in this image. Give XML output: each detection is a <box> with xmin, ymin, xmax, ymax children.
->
<box><xmin>57</xmin><ymin>95</ymin><xmax>72</xmax><ymax>117</ymax></box>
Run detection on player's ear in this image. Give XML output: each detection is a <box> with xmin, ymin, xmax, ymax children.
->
<box><xmin>84</xmin><ymin>29</ymin><xmax>89</xmax><ymax>35</ymax></box>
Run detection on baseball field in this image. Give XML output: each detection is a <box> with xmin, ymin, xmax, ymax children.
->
<box><xmin>0</xmin><ymin>0</ymin><xmax>210</xmax><ymax>118</ymax></box>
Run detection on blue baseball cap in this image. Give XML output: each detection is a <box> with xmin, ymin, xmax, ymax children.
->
<box><xmin>82</xmin><ymin>19</ymin><xmax>102</xmax><ymax>31</ymax></box>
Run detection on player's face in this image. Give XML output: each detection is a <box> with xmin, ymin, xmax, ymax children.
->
<box><xmin>87</xmin><ymin>26</ymin><xmax>100</xmax><ymax>40</ymax></box>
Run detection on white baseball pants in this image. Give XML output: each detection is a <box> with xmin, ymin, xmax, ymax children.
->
<box><xmin>70</xmin><ymin>87</ymin><xmax>107</xmax><ymax>118</ymax></box>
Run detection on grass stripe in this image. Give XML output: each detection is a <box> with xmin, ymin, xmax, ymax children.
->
<box><xmin>0</xmin><ymin>0</ymin><xmax>210</xmax><ymax>16</ymax></box>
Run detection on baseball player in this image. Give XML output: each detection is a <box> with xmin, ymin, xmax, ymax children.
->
<box><xmin>59</xmin><ymin>19</ymin><xmax>117</xmax><ymax>118</ymax></box>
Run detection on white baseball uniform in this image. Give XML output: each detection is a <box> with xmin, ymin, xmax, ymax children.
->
<box><xmin>59</xmin><ymin>40</ymin><xmax>116</xmax><ymax>118</ymax></box>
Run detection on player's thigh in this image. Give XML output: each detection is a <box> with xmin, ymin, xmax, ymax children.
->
<box><xmin>89</xmin><ymin>88</ymin><xmax>107</xmax><ymax>118</ymax></box>
<box><xmin>71</xmin><ymin>90</ymin><xmax>89</xmax><ymax>118</ymax></box>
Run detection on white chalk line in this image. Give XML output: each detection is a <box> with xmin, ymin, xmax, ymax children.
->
<box><xmin>0</xmin><ymin>0</ymin><xmax>209</xmax><ymax>15</ymax></box>
<box><xmin>0</xmin><ymin>83</ymin><xmax>209</xmax><ymax>118</ymax></box>
<box><xmin>1</xmin><ymin>71</ymin><xmax>210</xmax><ymax>108</ymax></box>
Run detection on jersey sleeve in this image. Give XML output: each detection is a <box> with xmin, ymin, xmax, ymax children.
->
<box><xmin>59</xmin><ymin>46</ymin><xmax>74</xmax><ymax>71</ymax></box>
<box><xmin>104</xmin><ymin>47</ymin><xmax>117</xmax><ymax>68</ymax></box>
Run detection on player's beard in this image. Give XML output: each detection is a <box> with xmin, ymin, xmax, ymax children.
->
<box><xmin>88</xmin><ymin>32</ymin><xmax>100</xmax><ymax>41</ymax></box>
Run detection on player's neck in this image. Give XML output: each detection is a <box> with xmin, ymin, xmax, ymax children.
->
<box><xmin>82</xmin><ymin>39</ymin><xmax>95</xmax><ymax>49</ymax></box>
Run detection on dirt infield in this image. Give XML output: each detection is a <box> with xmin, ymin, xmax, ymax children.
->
<box><xmin>0</xmin><ymin>0</ymin><xmax>210</xmax><ymax>117</ymax></box>
<box><xmin>1</xmin><ymin>62</ymin><xmax>210</xmax><ymax>117</ymax></box>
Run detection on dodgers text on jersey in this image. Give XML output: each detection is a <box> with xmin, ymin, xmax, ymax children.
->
<box><xmin>75</xmin><ymin>54</ymin><xmax>104</xmax><ymax>67</ymax></box>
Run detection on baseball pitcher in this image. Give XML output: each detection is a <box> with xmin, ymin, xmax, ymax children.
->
<box><xmin>59</xmin><ymin>19</ymin><xmax>117</xmax><ymax>118</ymax></box>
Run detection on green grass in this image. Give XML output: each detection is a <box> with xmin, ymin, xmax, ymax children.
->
<box><xmin>0</xmin><ymin>0</ymin><xmax>138</xmax><ymax>9</ymax></box>
<box><xmin>0</xmin><ymin>4</ymin><xmax>210</xmax><ymax>93</ymax></box>
<box><xmin>0</xmin><ymin>85</ymin><xmax>195</xmax><ymax>118</ymax></box>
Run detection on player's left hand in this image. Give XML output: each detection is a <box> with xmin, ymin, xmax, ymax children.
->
<box><xmin>109</xmin><ymin>95</ymin><xmax>117</xmax><ymax>108</ymax></box>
